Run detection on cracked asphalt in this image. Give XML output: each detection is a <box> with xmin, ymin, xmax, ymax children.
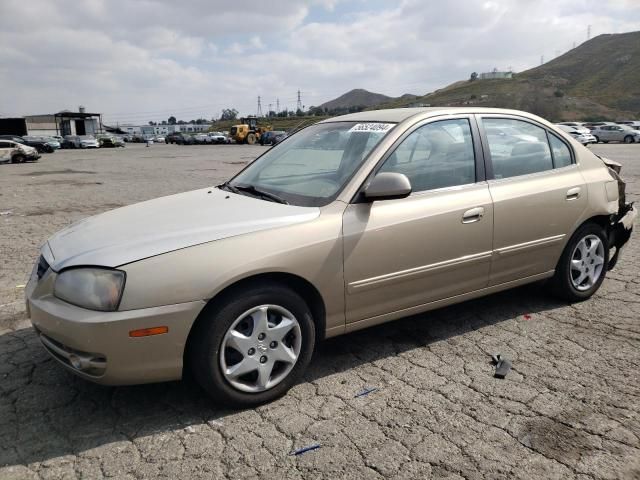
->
<box><xmin>1</xmin><ymin>142</ymin><xmax>639</xmax><ymax>479</ymax></box>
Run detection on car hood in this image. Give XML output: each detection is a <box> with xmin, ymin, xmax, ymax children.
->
<box><xmin>46</xmin><ymin>187</ymin><xmax>320</xmax><ymax>270</ymax></box>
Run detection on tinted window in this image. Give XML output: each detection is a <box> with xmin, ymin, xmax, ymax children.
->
<box><xmin>378</xmin><ymin>119</ymin><xmax>476</xmax><ymax>192</ymax></box>
<box><xmin>0</xmin><ymin>142</ymin><xmax>10</xmax><ymax>148</ymax></box>
<box><xmin>484</xmin><ymin>118</ymin><xmax>553</xmax><ymax>179</ymax></box>
<box><xmin>549</xmin><ymin>134</ymin><xmax>572</xmax><ymax>168</ymax></box>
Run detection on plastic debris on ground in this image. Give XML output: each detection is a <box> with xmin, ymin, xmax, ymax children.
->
<box><xmin>523</xmin><ymin>314</ymin><xmax>532</xmax><ymax>320</ymax></box>
<box><xmin>491</xmin><ymin>353</ymin><xmax>512</xmax><ymax>379</ymax></box>
<box><xmin>290</xmin><ymin>444</ymin><xmax>321</xmax><ymax>456</ymax></box>
<box><xmin>354</xmin><ymin>387</ymin><xmax>378</xmax><ymax>398</ymax></box>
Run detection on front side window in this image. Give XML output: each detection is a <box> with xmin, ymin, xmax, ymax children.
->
<box><xmin>228</xmin><ymin>121</ymin><xmax>394</xmax><ymax>206</ymax></box>
<box><xmin>484</xmin><ymin>118</ymin><xmax>553</xmax><ymax>179</ymax></box>
<box><xmin>378</xmin><ymin>119</ymin><xmax>476</xmax><ymax>192</ymax></box>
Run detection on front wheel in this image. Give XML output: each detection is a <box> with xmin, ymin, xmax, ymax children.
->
<box><xmin>246</xmin><ymin>133</ymin><xmax>256</xmax><ymax>145</ymax></box>
<box><xmin>189</xmin><ymin>284</ymin><xmax>316</xmax><ymax>407</ymax></box>
<box><xmin>624</xmin><ymin>135</ymin><xmax>634</xmax><ymax>144</ymax></box>
<box><xmin>550</xmin><ymin>223</ymin><xmax>609</xmax><ymax>302</ymax></box>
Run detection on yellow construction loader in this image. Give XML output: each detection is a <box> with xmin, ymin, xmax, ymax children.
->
<box><xmin>230</xmin><ymin>116</ymin><xmax>272</xmax><ymax>144</ymax></box>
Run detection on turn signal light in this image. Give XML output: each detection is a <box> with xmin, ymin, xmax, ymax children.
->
<box><xmin>129</xmin><ymin>326</ymin><xmax>169</xmax><ymax>337</ymax></box>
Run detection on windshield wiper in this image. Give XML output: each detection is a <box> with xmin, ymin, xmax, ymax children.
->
<box><xmin>219</xmin><ymin>182</ymin><xmax>288</xmax><ymax>204</ymax></box>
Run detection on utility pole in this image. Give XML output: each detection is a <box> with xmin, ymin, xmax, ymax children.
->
<box><xmin>296</xmin><ymin>90</ymin><xmax>303</xmax><ymax>111</ymax></box>
<box><xmin>587</xmin><ymin>25</ymin><xmax>591</xmax><ymax>40</ymax></box>
<box><xmin>540</xmin><ymin>55</ymin><xmax>544</xmax><ymax>65</ymax></box>
<box><xmin>276</xmin><ymin>98</ymin><xmax>280</xmax><ymax>114</ymax></box>
<box><xmin>268</xmin><ymin>104</ymin><xmax>272</xmax><ymax>117</ymax></box>
<box><xmin>257</xmin><ymin>96</ymin><xmax>263</xmax><ymax>117</ymax></box>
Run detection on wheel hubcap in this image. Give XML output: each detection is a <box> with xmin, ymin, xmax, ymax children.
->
<box><xmin>219</xmin><ymin>305</ymin><xmax>302</xmax><ymax>393</ymax></box>
<box><xmin>570</xmin><ymin>234</ymin><xmax>605</xmax><ymax>291</ymax></box>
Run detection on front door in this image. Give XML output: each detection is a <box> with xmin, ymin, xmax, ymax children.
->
<box><xmin>479</xmin><ymin>115</ymin><xmax>587</xmax><ymax>286</ymax></box>
<box><xmin>342</xmin><ymin>117</ymin><xmax>493</xmax><ymax>324</ymax></box>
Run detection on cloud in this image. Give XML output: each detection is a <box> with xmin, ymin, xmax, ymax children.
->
<box><xmin>0</xmin><ymin>0</ymin><xmax>638</xmax><ymax>122</ymax></box>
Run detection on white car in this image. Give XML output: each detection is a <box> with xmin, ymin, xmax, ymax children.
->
<box><xmin>208</xmin><ymin>132</ymin><xmax>229</xmax><ymax>144</ymax></box>
<box><xmin>0</xmin><ymin>140</ymin><xmax>40</xmax><ymax>163</ymax></box>
<box><xmin>79</xmin><ymin>136</ymin><xmax>100</xmax><ymax>148</ymax></box>
<box><xmin>154</xmin><ymin>136</ymin><xmax>165</xmax><ymax>143</ymax></box>
<box><xmin>555</xmin><ymin>125</ymin><xmax>597</xmax><ymax>144</ymax></box>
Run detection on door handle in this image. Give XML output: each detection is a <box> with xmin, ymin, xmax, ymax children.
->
<box><xmin>462</xmin><ymin>207</ymin><xmax>485</xmax><ymax>224</ymax></box>
<box><xmin>566</xmin><ymin>187</ymin><xmax>581</xmax><ymax>201</ymax></box>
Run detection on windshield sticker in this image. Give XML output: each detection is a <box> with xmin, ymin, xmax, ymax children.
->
<box><xmin>348</xmin><ymin>123</ymin><xmax>395</xmax><ymax>133</ymax></box>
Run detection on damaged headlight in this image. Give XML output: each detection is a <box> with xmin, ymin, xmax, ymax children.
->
<box><xmin>54</xmin><ymin>268</ymin><xmax>126</xmax><ymax>311</ymax></box>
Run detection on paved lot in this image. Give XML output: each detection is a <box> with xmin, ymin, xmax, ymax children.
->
<box><xmin>1</xmin><ymin>142</ymin><xmax>639</xmax><ymax>479</ymax></box>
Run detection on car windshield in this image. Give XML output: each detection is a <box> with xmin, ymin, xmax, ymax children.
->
<box><xmin>226</xmin><ymin>121</ymin><xmax>395</xmax><ymax>207</ymax></box>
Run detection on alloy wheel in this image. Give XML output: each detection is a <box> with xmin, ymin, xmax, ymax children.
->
<box><xmin>219</xmin><ymin>304</ymin><xmax>302</xmax><ymax>393</ymax></box>
<box><xmin>570</xmin><ymin>234</ymin><xmax>605</xmax><ymax>291</ymax></box>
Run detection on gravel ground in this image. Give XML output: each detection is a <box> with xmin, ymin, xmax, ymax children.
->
<box><xmin>0</xmin><ymin>142</ymin><xmax>639</xmax><ymax>479</ymax></box>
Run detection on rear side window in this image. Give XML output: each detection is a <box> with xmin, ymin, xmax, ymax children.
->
<box><xmin>549</xmin><ymin>134</ymin><xmax>572</xmax><ymax>168</ymax></box>
<box><xmin>484</xmin><ymin>118</ymin><xmax>553</xmax><ymax>179</ymax></box>
<box><xmin>378</xmin><ymin>119</ymin><xmax>476</xmax><ymax>192</ymax></box>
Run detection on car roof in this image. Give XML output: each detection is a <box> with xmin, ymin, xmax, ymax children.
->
<box><xmin>319</xmin><ymin>107</ymin><xmax>548</xmax><ymax>124</ymax></box>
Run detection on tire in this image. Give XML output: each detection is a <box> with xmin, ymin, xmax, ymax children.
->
<box><xmin>602</xmin><ymin>140</ymin><xmax>609</xmax><ymax>144</ymax></box>
<box><xmin>189</xmin><ymin>284</ymin><xmax>316</xmax><ymax>407</ymax></box>
<box><xmin>11</xmin><ymin>154</ymin><xmax>25</xmax><ymax>164</ymax></box>
<box><xmin>549</xmin><ymin>223</ymin><xmax>609</xmax><ymax>302</ymax></box>
<box><xmin>593</xmin><ymin>136</ymin><xmax>599</xmax><ymax>143</ymax></box>
<box><xmin>624</xmin><ymin>135</ymin><xmax>634</xmax><ymax>144</ymax></box>
<box><xmin>246</xmin><ymin>133</ymin><xmax>256</xmax><ymax>145</ymax></box>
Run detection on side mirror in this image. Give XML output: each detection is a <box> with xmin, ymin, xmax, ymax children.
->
<box><xmin>363</xmin><ymin>172</ymin><xmax>412</xmax><ymax>201</ymax></box>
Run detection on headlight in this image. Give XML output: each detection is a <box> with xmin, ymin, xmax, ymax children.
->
<box><xmin>54</xmin><ymin>268</ymin><xmax>125</xmax><ymax>311</ymax></box>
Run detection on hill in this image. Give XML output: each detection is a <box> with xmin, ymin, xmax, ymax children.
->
<box><xmin>319</xmin><ymin>88</ymin><xmax>393</xmax><ymax>110</ymax></box>
<box><xmin>379</xmin><ymin>31</ymin><xmax>640</xmax><ymax>121</ymax></box>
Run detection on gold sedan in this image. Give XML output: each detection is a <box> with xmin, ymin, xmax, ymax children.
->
<box><xmin>26</xmin><ymin>108</ymin><xmax>636</xmax><ymax>406</ymax></box>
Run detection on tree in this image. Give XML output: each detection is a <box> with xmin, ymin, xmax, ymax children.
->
<box><xmin>220</xmin><ymin>108</ymin><xmax>238</xmax><ymax>121</ymax></box>
<box><xmin>469</xmin><ymin>72</ymin><xmax>478</xmax><ymax>82</ymax></box>
<box><xmin>148</xmin><ymin>121</ymin><xmax>157</xmax><ymax>125</ymax></box>
<box><xmin>168</xmin><ymin>116</ymin><xmax>177</xmax><ymax>125</ymax></box>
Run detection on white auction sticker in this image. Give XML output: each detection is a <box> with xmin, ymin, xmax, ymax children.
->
<box><xmin>348</xmin><ymin>123</ymin><xmax>395</xmax><ymax>133</ymax></box>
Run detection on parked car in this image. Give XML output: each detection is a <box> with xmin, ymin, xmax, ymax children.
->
<box><xmin>96</xmin><ymin>134</ymin><xmax>124</xmax><ymax>148</ymax></box>
<box><xmin>555</xmin><ymin>125</ymin><xmax>597</xmax><ymax>144</ymax></box>
<box><xmin>208</xmin><ymin>132</ymin><xmax>230</xmax><ymax>144</ymax></box>
<box><xmin>557</xmin><ymin>122</ymin><xmax>585</xmax><ymax>128</ymax></box>
<box><xmin>0</xmin><ymin>139</ymin><xmax>40</xmax><ymax>163</ymax></box>
<box><xmin>154</xmin><ymin>136</ymin><xmax>165</xmax><ymax>143</ymax></box>
<box><xmin>194</xmin><ymin>133</ymin><xmax>211</xmax><ymax>144</ymax></box>
<box><xmin>0</xmin><ymin>135</ymin><xmax>54</xmax><ymax>153</ymax></box>
<box><xmin>61</xmin><ymin>135</ymin><xmax>81</xmax><ymax>149</ymax></box>
<box><xmin>273</xmin><ymin>132</ymin><xmax>289</xmax><ymax>145</ymax></box>
<box><xmin>79</xmin><ymin>135</ymin><xmax>100</xmax><ymax>148</ymax></box>
<box><xmin>24</xmin><ymin>136</ymin><xmax>61</xmax><ymax>150</ymax></box>
<box><xmin>617</xmin><ymin>121</ymin><xmax>640</xmax><ymax>130</ymax></box>
<box><xmin>583</xmin><ymin>121</ymin><xmax>617</xmax><ymax>131</ymax></box>
<box><xmin>166</xmin><ymin>132</ymin><xmax>195</xmax><ymax>145</ymax></box>
<box><xmin>25</xmin><ymin>108</ymin><xmax>636</xmax><ymax>407</ymax></box>
<box><xmin>260</xmin><ymin>130</ymin><xmax>286</xmax><ymax>146</ymax></box>
<box><xmin>591</xmin><ymin>125</ymin><xmax>640</xmax><ymax>143</ymax></box>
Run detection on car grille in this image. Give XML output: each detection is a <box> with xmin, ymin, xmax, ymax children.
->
<box><xmin>36</xmin><ymin>255</ymin><xmax>49</xmax><ymax>280</ymax></box>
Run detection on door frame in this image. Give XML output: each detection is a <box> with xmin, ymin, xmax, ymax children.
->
<box><xmin>349</xmin><ymin>114</ymin><xmax>487</xmax><ymax>203</ymax></box>
<box><xmin>474</xmin><ymin>113</ymin><xmax>577</xmax><ymax>181</ymax></box>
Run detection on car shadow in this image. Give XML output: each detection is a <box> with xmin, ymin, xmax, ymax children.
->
<box><xmin>0</xmin><ymin>282</ymin><xmax>565</xmax><ymax>467</ymax></box>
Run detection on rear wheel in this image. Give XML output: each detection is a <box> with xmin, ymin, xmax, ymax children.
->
<box><xmin>624</xmin><ymin>135</ymin><xmax>634</xmax><ymax>144</ymax></box>
<box><xmin>550</xmin><ymin>223</ymin><xmax>608</xmax><ymax>302</ymax></box>
<box><xmin>189</xmin><ymin>284</ymin><xmax>316</xmax><ymax>407</ymax></box>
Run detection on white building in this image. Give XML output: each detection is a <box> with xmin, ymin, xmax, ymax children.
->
<box><xmin>479</xmin><ymin>69</ymin><xmax>513</xmax><ymax>80</ymax></box>
<box><xmin>24</xmin><ymin>109</ymin><xmax>102</xmax><ymax>136</ymax></box>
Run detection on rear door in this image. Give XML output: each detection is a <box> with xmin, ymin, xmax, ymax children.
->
<box><xmin>342</xmin><ymin>116</ymin><xmax>493</xmax><ymax>323</ymax></box>
<box><xmin>478</xmin><ymin>115</ymin><xmax>587</xmax><ymax>286</ymax></box>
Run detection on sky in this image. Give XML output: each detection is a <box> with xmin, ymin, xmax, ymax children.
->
<box><xmin>1</xmin><ymin>0</ymin><xmax>639</xmax><ymax>125</ymax></box>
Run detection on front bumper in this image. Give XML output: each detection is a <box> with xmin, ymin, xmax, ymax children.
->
<box><xmin>26</xmin><ymin>266</ymin><xmax>205</xmax><ymax>385</ymax></box>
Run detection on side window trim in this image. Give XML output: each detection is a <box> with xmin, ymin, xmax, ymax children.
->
<box><xmin>476</xmin><ymin>114</ymin><xmax>576</xmax><ymax>180</ymax></box>
<box><xmin>546</xmin><ymin>131</ymin><xmax>575</xmax><ymax>168</ymax></box>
